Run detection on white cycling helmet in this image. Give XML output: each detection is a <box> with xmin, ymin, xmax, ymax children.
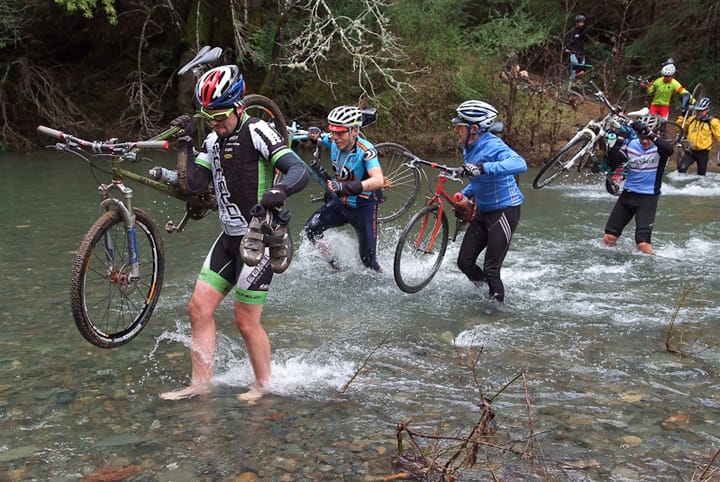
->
<box><xmin>638</xmin><ymin>114</ymin><xmax>662</xmax><ymax>133</ymax></box>
<box><xmin>661</xmin><ymin>63</ymin><xmax>676</xmax><ymax>76</ymax></box>
<box><xmin>452</xmin><ymin>100</ymin><xmax>498</xmax><ymax>130</ymax></box>
<box><xmin>693</xmin><ymin>97</ymin><xmax>711</xmax><ymax>111</ymax></box>
<box><xmin>327</xmin><ymin>105</ymin><xmax>362</xmax><ymax>131</ymax></box>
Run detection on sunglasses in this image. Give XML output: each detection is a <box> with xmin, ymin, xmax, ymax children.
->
<box><xmin>199</xmin><ymin>106</ymin><xmax>235</xmax><ymax>122</ymax></box>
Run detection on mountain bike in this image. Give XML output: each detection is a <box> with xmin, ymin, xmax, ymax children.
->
<box><xmin>393</xmin><ymin>157</ymin><xmax>474</xmax><ymax>294</ymax></box>
<box><xmin>287</xmin><ymin>122</ymin><xmax>421</xmax><ymax>223</ymax></box>
<box><xmin>532</xmin><ymin>80</ymin><xmax>681</xmax><ymax>193</ymax></box>
<box><xmin>36</xmin><ymin>50</ymin><xmax>289</xmax><ymax>348</ymax></box>
<box><xmin>615</xmin><ymin>74</ymin><xmax>651</xmax><ymax>112</ymax></box>
<box><xmin>545</xmin><ymin>59</ymin><xmax>607</xmax><ymax>107</ymax></box>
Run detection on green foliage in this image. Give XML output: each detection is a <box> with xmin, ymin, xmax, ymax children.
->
<box><xmin>470</xmin><ymin>1</ymin><xmax>549</xmax><ymax>55</ymax></box>
<box><xmin>390</xmin><ymin>0</ymin><xmax>469</xmax><ymax>64</ymax></box>
<box><xmin>54</xmin><ymin>0</ymin><xmax>117</xmax><ymax>25</ymax></box>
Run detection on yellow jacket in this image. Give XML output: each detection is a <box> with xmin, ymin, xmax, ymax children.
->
<box><xmin>683</xmin><ymin>116</ymin><xmax>720</xmax><ymax>151</ymax></box>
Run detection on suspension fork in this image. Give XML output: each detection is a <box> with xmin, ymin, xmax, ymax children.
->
<box><xmin>97</xmin><ymin>181</ymin><xmax>141</xmax><ymax>282</ymax></box>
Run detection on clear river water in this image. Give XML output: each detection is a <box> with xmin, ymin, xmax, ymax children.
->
<box><xmin>1</xmin><ymin>151</ymin><xmax>719</xmax><ymax>481</ymax></box>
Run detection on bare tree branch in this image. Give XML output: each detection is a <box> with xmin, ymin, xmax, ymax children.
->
<box><xmin>278</xmin><ymin>0</ymin><xmax>418</xmax><ymax>102</ymax></box>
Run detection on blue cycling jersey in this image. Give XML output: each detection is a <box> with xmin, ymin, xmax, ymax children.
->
<box><xmin>460</xmin><ymin>132</ymin><xmax>527</xmax><ymax>212</ymax></box>
<box><xmin>619</xmin><ymin>137</ymin><xmax>673</xmax><ymax>195</ymax></box>
<box><xmin>319</xmin><ymin>134</ymin><xmax>381</xmax><ymax>207</ymax></box>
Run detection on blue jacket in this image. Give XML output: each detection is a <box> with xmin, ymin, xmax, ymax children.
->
<box><xmin>460</xmin><ymin>132</ymin><xmax>527</xmax><ymax>212</ymax></box>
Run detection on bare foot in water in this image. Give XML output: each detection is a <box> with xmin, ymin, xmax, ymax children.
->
<box><xmin>160</xmin><ymin>383</ymin><xmax>212</xmax><ymax>401</ymax></box>
<box><xmin>237</xmin><ymin>384</ymin><xmax>265</xmax><ymax>404</ymax></box>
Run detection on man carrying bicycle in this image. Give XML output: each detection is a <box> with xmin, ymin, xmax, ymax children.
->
<box><xmin>451</xmin><ymin>100</ymin><xmax>527</xmax><ymax>303</ymax></box>
<box><xmin>160</xmin><ymin>65</ymin><xmax>310</xmax><ymax>402</ymax></box>
<box><xmin>602</xmin><ymin>115</ymin><xmax>673</xmax><ymax>255</ymax></box>
<box><xmin>645</xmin><ymin>62</ymin><xmax>692</xmax><ymax>120</ymax></box>
<box><xmin>304</xmin><ymin>105</ymin><xmax>385</xmax><ymax>272</ymax></box>
<box><xmin>677</xmin><ymin>97</ymin><xmax>720</xmax><ymax>176</ymax></box>
<box><xmin>564</xmin><ymin>14</ymin><xmax>588</xmax><ymax>81</ymax></box>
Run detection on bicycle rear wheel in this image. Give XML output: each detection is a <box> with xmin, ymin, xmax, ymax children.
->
<box><xmin>532</xmin><ymin>136</ymin><xmax>592</xmax><ymax>188</ymax></box>
<box><xmin>71</xmin><ymin>208</ymin><xmax>164</xmax><ymax>348</ymax></box>
<box><xmin>393</xmin><ymin>205</ymin><xmax>449</xmax><ymax>294</ymax></box>
<box><xmin>605</xmin><ymin>169</ymin><xmax>625</xmax><ymax>196</ymax></box>
<box><xmin>375</xmin><ymin>142</ymin><xmax>421</xmax><ymax>223</ymax></box>
<box><xmin>691</xmin><ymin>83</ymin><xmax>705</xmax><ymax>105</ymax></box>
<box><xmin>661</xmin><ymin>121</ymin><xmax>683</xmax><ymax>144</ymax></box>
<box><xmin>243</xmin><ymin>94</ymin><xmax>288</xmax><ymax>144</ymax></box>
<box><xmin>616</xmin><ymin>86</ymin><xmax>647</xmax><ymax>112</ymax></box>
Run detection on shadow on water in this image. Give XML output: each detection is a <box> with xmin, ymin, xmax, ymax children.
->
<box><xmin>1</xmin><ymin>152</ymin><xmax>719</xmax><ymax>480</ymax></box>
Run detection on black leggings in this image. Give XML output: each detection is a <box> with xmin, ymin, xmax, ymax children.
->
<box><xmin>678</xmin><ymin>149</ymin><xmax>709</xmax><ymax>176</ymax></box>
<box><xmin>604</xmin><ymin>191</ymin><xmax>659</xmax><ymax>244</ymax></box>
<box><xmin>457</xmin><ymin>205</ymin><xmax>521</xmax><ymax>302</ymax></box>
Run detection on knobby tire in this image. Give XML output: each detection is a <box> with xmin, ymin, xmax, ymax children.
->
<box><xmin>71</xmin><ymin>208</ymin><xmax>165</xmax><ymax>348</ymax></box>
<box><xmin>533</xmin><ymin>136</ymin><xmax>592</xmax><ymax>189</ymax></box>
<box><xmin>242</xmin><ymin>94</ymin><xmax>289</xmax><ymax>185</ymax></box>
<box><xmin>393</xmin><ymin>205</ymin><xmax>449</xmax><ymax>294</ymax></box>
<box><xmin>243</xmin><ymin>94</ymin><xmax>288</xmax><ymax>144</ymax></box>
<box><xmin>374</xmin><ymin>142</ymin><xmax>421</xmax><ymax>223</ymax></box>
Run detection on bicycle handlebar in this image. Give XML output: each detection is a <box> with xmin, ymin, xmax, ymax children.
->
<box><xmin>406</xmin><ymin>155</ymin><xmax>464</xmax><ymax>178</ymax></box>
<box><xmin>37</xmin><ymin>125</ymin><xmax>169</xmax><ymax>152</ymax></box>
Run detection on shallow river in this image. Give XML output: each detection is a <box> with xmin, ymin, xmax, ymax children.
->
<box><xmin>1</xmin><ymin>152</ymin><xmax>719</xmax><ymax>481</ymax></box>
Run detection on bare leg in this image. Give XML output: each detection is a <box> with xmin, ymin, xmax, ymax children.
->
<box><xmin>234</xmin><ymin>301</ymin><xmax>271</xmax><ymax>403</ymax></box>
<box><xmin>161</xmin><ymin>281</ymin><xmax>224</xmax><ymax>400</ymax></box>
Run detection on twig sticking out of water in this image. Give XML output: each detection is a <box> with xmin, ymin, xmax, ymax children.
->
<box><xmin>692</xmin><ymin>446</ymin><xmax>720</xmax><ymax>481</ymax></box>
<box><xmin>392</xmin><ymin>339</ymin><xmax>548</xmax><ymax>481</ymax></box>
<box><xmin>338</xmin><ymin>331</ymin><xmax>391</xmax><ymax>395</ymax></box>
<box><xmin>665</xmin><ymin>284</ymin><xmax>712</xmax><ymax>355</ymax></box>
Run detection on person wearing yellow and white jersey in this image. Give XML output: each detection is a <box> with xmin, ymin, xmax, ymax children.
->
<box><xmin>677</xmin><ymin>97</ymin><xmax>720</xmax><ymax>176</ymax></box>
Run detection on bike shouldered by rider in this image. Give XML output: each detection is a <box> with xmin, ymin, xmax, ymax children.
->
<box><xmin>676</xmin><ymin>97</ymin><xmax>720</xmax><ymax>175</ymax></box>
<box><xmin>601</xmin><ymin>114</ymin><xmax>673</xmax><ymax>255</ymax></box>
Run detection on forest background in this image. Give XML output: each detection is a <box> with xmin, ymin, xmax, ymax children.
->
<box><xmin>1</xmin><ymin>0</ymin><xmax>718</xmax><ymax>164</ymax></box>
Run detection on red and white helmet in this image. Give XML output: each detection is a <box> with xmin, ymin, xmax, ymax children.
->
<box><xmin>194</xmin><ymin>65</ymin><xmax>246</xmax><ymax>109</ymax></box>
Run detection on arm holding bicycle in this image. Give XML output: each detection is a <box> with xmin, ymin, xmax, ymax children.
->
<box><xmin>307</xmin><ymin>127</ymin><xmax>332</xmax><ymax>148</ymax></box>
<box><xmin>327</xmin><ymin>147</ymin><xmax>384</xmax><ymax>196</ymax></box>
<box><xmin>470</xmin><ymin>137</ymin><xmax>528</xmax><ymax>177</ymax></box>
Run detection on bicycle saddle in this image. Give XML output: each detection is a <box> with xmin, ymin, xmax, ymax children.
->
<box><xmin>178</xmin><ymin>46</ymin><xmax>223</xmax><ymax>76</ymax></box>
<box><xmin>360</xmin><ymin>108</ymin><xmax>378</xmax><ymax>127</ymax></box>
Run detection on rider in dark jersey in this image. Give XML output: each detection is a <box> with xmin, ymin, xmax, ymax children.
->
<box><xmin>160</xmin><ymin>65</ymin><xmax>309</xmax><ymax>402</ymax></box>
<box><xmin>602</xmin><ymin>114</ymin><xmax>673</xmax><ymax>255</ymax></box>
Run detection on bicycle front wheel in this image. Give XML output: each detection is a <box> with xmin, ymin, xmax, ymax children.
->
<box><xmin>532</xmin><ymin>136</ymin><xmax>592</xmax><ymax>189</ymax></box>
<box><xmin>375</xmin><ymin>142</ymin><xmax>421</xmax><ymax>223</ymax></box>
<box><xmin>393</xmin><ymin>205</ymin><xmax>449</xmax><ymax>294</ymax></box>
<box><xmin>71</xmin><ymin>208</ymin><xmax>165</xmax><ymax>348</ymax></box>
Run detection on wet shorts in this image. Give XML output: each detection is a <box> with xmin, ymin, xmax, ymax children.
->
<box><xmin>198</xmin><ymin>232</ymin><xmax>273</xmax><ymax>304</ymax></box>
